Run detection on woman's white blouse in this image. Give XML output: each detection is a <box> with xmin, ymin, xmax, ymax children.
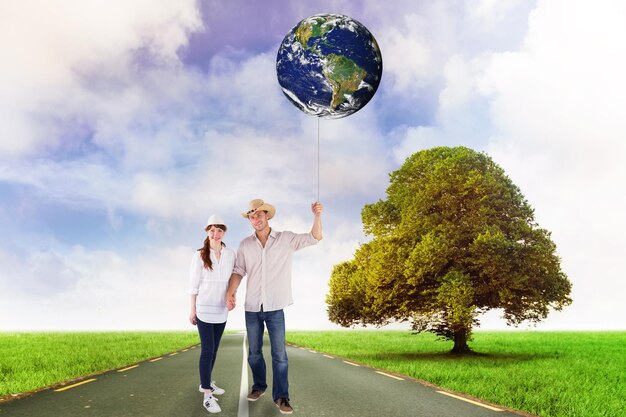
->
<box><xmin>188</xmin><ymin>247</ymin><xmax>236</xmax><ymax>324</ymax></box>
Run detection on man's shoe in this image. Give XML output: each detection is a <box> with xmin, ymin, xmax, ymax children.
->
<box><xmin>246</xmin><ymin>389</ymin><xmax>265</xmax><ymax>401</ymax></box>
<box><xmin>275</xmin><ymin>398</ymin><xmax>293</xmax><ymax>414</ymax></box>
<box><xmin>202</xmin><ymin>395</ymin><xmax>221</xmax><ymax>414</ymax></box>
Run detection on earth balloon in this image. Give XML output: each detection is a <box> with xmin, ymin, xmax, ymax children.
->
<box><xmin>276</xmin><ymin>14</ymin><xmax>383</xmax><ymax>119</ymax></box>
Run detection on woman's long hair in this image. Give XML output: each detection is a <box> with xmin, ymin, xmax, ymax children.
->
<box><xmin>198</xmin><ymin>224</ymin><xmax>227</xmax><ymax>270</ymax></box>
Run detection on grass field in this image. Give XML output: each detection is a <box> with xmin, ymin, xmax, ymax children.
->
<box><xmin>0</xmin><ymin>331</ymin><xmax>199</xmax><ymax>397</ymax></box>
<box><xmin>286</xmin><ymin>330</ymin><xmax>626</xmax><ymax>417</ymax></box>
<box><xmin>2</xmin><ymin>331</ymin><xmax>624</xmax><ymax>416</ymax></box>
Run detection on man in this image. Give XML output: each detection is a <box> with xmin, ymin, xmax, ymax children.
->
<box><xmin>225</xmin><ymin>198</ymin><xmax>323</xmax><ymax>415</ymax></box>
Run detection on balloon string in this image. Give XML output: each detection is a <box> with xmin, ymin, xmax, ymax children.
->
<box><xmin>317</xmin><ymin>117</ymin><xmax>320</xmax><ymax>203</ymax></box>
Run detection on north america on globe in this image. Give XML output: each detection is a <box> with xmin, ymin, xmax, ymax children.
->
<box><xmin>276</xmin><ymin>14</ymin><xmax>383</xmax><ymax>119</ymax></box>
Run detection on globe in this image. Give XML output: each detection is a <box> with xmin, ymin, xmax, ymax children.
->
<box><xmin>276</xmin><ymin>14</ymin><xmax>383</xmax><ymax>119</ymax></box>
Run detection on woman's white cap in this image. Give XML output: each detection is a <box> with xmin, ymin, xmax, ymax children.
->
<box><xmin>205</xmin><ymin>214</ymin><xmax>227</xmax><ymax>229</ymax></box>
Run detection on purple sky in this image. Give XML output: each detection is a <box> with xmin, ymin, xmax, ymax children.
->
<box><xmin>1</xmin><ymin>0</ymin><xmax>625</xmax><ymax>331</ymax></box>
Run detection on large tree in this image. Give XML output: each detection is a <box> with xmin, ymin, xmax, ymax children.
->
<box><xmin>327</xmin><ymin>146</ymin><xmax>572</xmax><ymax>353</ymax></box>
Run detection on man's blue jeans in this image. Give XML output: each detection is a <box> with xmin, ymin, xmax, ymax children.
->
<box><xmin>245</xmin><ymin>309</ymin><xmax>289</xmax><ymax>401</ymax></box>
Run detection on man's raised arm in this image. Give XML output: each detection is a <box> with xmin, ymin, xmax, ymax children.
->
<box><xmin>311</xmin><ymin>202</ymin><xmax>323</xmax><ymax>241</ymax></box>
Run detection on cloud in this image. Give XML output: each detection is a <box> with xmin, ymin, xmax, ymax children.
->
<box><xmin>0</xmin><ymin>1</ymin><xmax>397</xmax><ymax>232</ymax></box>
<box><xmin>2</xmin><ymin>0</ymin><xmax>625</xmax><ymax>332</ymax></box>
<box><xmin>376</xmin><ymin>14</ymin><xmax>436</xmax><ymax>96</ymax></box>
<box><xmin>0</xmin><ymin>244</ymin><xmax>193</xmax><ymax>330</ymax></box>
<box><xmin>476</xmin><ymin>0</ymin><xmax>626</xmax><ymax>329</ymax></box>
<box><xmin>384</xmin><ymin>0</ymin><xmax>626</xmax><ymax>330</ymax></box>
<box><xmin>0</xmin><ymin>249</ymin><xmax>80</xmax><ymax>296</ymax></box>
<box><xmin>0</xmin><ymin>219</ymin><xmax>367</xmax><ymax>331</ymax></box>
<box><xmin>0</xmin><ymin>0</ymin><xmax>202</xmax><ymax>158</ymax></box>
<box><xmin>478</xmin><ymin>0</ymin><xmax>626</xmax><ymax>231</ymax></box>
<box><xmin>479</xmin><ymin>1</ymin><xmax>626</xmax><ymax>164</ymax></box>
<box><xmin>466</xmin><ymin>0</ymin><xmax>525</xmax><ymax>29</ymax></box>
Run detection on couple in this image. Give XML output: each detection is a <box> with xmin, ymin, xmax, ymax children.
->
<box><xmin>188</xmin><ymin>198</ymin><xmax>323</xmax><ymax>414</ymax></box>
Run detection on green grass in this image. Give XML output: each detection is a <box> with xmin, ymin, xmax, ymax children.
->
<box><xmin>286</xmin><ymin>330</ymin><xmax>626</xmax><ymax>417</ymax></box>
<box><xmin>0</xmin><ymin>331</ymin><xmax>199</xmax><ymax>396</ymax></box>
<box><xmin>3</xmin><ymin>330</ymin><xmax>624</xmax><ymax>416</ymax></box>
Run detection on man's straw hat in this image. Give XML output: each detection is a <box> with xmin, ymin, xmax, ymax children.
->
<box><xmin>241</xmin><ymin>199</ymin><xmax>276</xmax><ymax>220</ymax></box>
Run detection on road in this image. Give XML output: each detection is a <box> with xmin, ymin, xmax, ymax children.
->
<box><xmin>0</xmin><ymin>333</ymin><xmax>531</xmax><ymax>417</ymax></box>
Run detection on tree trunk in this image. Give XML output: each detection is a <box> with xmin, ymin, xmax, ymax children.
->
<box><xmin>451</xmin><ymin>329</ymin><xmax>472</xmax><ymax>354</ymax></box>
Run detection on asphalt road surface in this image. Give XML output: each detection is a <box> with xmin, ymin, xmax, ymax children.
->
<box><xmin>0</xmin><ymin>333</ymin><xmax>531</xmax><ymax>417</ymax></box>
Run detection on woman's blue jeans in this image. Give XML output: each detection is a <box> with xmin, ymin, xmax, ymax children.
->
<box><xmin>196</xmin><ymin>318</ymin><xmax>226</xmax><ymax>390</ymax></box>
<box><xmin>245</xmin><ymin>309</ymin><xmax>289</xmax><ymax>401</ymax></box>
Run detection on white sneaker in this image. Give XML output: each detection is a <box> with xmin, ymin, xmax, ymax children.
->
<box><xmin>210</xmin><ymin>381</ymin><xmax>225</xmax><ymax>395</ymax></box>
<box><xmin>203</xmin><ymin>395</ymin><xmax>221</xmax><ymax>414</ymax></box>
<box><xmin>199</xmin><ymin>382</ymin><xmax>225</xmax><ymax>395</ymax></box>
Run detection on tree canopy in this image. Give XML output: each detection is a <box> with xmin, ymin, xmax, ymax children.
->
<box><xmin>326</xmin><ymin>147</ymin><xmax>572</xmax><ymax>353</ymax></box>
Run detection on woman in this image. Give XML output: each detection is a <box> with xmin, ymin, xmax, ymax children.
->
<box><xmin>189</xmin><ymin>214</ymin><xmax>235</xmax><ymax>414</ymax></box>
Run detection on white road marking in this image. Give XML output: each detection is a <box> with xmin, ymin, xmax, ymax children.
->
<box><xmin>437</xmin><ymin>391</ymin><xmax>502</xmax><ymax>411</ymax></box>
<box><xmin>323</xmin><ymin>354</ymin><xmax>334</xmax><ymax>359</ymax></box>
<box><xmin>375</xmin><ymin>371</ymin><xmax>404</xmax><ymax>380</ymax></box>
<box><xmin>238</xmin><ymin>333</ymin><xmax>249</xmax><ymax>417</ymax></box>
<box><xmin>343</xmin><ymin>361</ymin><xmax>360</xmax><ymax>367</ymax></box>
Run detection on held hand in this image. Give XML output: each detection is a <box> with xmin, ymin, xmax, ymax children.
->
<box><xmin>311</xmin><ymin>202</ymin><xmax>323</xmax><ymax>216</ymax></box>
<box><xmin>226</xmin><ymin>292</ymin><xmax>236</xmax><ymax>311</ymax></box>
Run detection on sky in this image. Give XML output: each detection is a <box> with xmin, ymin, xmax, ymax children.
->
<box><xmin>1</xmin><ymin>0</ymin><xmax>625</xmax><ymax>332</ymax></box>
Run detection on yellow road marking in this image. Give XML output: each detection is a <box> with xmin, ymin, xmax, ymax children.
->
<box><xmin>149</xmin><ymin>357</ymin><xmax>163</xmax><ymax>362</ymax></box>
<box><xmin>117</xmin><ymin>365</ymin><xmax>139</xmax><ymax>372</ymax></box>
<box><xmin>54</xmin><ymin>378</ymin><xmax>96</xmax><ymax>392</ymax></box>
<box><xmin>168</xmin><ymin>352</ymin><xmax>178</xmax><ymax>356</ymax></box>
<box><xmin>343</xmin><ymin>361</ymin><xmax>360</xmax><ymax>367</ymax></box>
<box><xmin>376</xmin><ymin>371</ymin><xmax>404</xmax><ymax>380</ymax></box>
<box><xmin>182</xmin><ymin>349</ymin><xmax>188</xmax><ymax>352</ymax></box>
<box><xmin>323</xmin><ymin>354</ymin><xmax>334</xmax><ymax>359</ymax></box>
<box><xmin>437</xmin><ymin>391</ymin><xmax>502</xmax><ymax>411</ymax></box>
